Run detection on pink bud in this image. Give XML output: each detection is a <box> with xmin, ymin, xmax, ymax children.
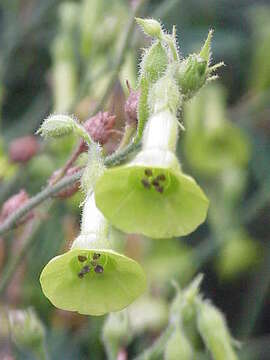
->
<box><xmin>0</xmin><ymin>190</ymin><xmax>33</xmax><ymax>224</ymax></box>
<box><xmin>84</xmin><ymin>111</ymin><xmax>116</xmax><ymax>145</ymax></box>
<box><xmin>124</xmin><ymin>86</ymin><xmax>140</xmax><ymax>125</ymax></box>
<box><xmin>49</xmin><ymin>166</ymin><xmax>81</xmax><ymax>199</ymax></box>
<box><xmin>9</xmin><ymin>136</ymin><xmax>40</xmax><ymax>163</ymax></box>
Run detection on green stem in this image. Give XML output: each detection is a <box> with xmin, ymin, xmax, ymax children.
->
<box><xmin>74</xmin><ymin>122</ymin><xmax>94</xmax><ymax>146</ymax></box>
<box><xmin>117</xmin><ymin>124</ymin><xmax>137</xmax><ymax>151</ymax></box>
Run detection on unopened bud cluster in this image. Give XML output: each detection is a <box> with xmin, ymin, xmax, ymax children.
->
<box><xmin>83</xmin><ymin>111</ymin><xmax>116</xmax><ymax>145</ymax></box>
<box><xmin>163</xmin><ymin>276</ymin><xmax>238</xmax><ymax>360</ymax></box>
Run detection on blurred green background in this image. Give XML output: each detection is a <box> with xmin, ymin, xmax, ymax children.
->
<box><xmin>0</xmin><ymin>0</ymin><xmax>270</xmax><ymax>359</ymax></box>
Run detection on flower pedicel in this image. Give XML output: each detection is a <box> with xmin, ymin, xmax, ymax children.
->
<box><xmin>40</xmin><ymin>193</ymin><xmax>146</xmax><ymax>316</ymax></box>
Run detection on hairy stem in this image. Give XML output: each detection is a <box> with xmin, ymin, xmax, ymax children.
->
<box><xmin>0</xmin><ymin>141</ymin><xmax>140</xmax><ymax>236</ymax></box>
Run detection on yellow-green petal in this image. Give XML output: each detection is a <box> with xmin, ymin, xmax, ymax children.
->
<box><xmin>40</xmin><ymin>248</ymin><xmax>146</xmax><ymax>316</ymax></box>
<box><xmin>95</xmin><ymin>165</ymin><xmax>209</xmax><ymax>239</ymax></box>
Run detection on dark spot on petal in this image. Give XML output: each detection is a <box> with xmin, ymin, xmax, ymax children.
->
<box><xmin>156</xmin><ymin>186</ymin><xmax>164</xmax><ymax>194</ymax></box>
<box><xmin>79</xmin><ymin>265</ymin><xmax>90</xmax><ymax>278</ymax></box>
<box><xmin>94</xmin><ymin>265</ymin><xmax>104</xmax><ymax>274</ymax></box>
<box><xmin>141</xmin><ymin>179</ymin><xmax>151</xmax><ymax>189</ymax></box>
<box><xmin>144</xmin><ymin>168</ymin><xmax>153</xmax><ymax>177</ymax></box>
<box><xmin>156</xmin><ymin>174</ymin><xmax>166</xmax><ymax>181</ymax></box>
<box><xmin>152</xmin><ymin>179</ymin><xmax>159</xmax><ymax>187</ymax></box>
<box><xmin>93</xmin><ymin>253</ymin><xmax>101</xmax><ymax>260</ymax></box>
<box><xmin>78</xmin><ymin>255</ymin><xmax>87</xmax><ymax>262</ymax></box>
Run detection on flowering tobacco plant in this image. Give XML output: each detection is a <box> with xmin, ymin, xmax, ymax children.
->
<box><xmin>37</xmin><ymin>19</ymin><xmax>231</xmax><ymax>353</ymax></box>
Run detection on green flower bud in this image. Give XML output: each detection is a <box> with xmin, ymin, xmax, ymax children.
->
<box><xmin>139</xmin><ymin>41</ymin><xmax>168</xmax><ymax>84</ymax></box>
<box><xmin>165</xmin><ymin>326</ymin><xmax>193</xmax><ymax>360</ymax></box>
<box><xmin>177</xmin><ymin>30</ymin><xmax>223</xmax><ymax>100</ymax></box>
<box><xmin>38</xmin><ymin>114</ymin><xmax>94</xmax><ymax>146</ymax></box>
<box><xmin>40</xmin><ymin>194</ymin><xmax>146</xmax><ymax>316</ymax></box>
<box><xmin>37</xmin><ymin>114</ymin><xmax>76</xmax><ymax>138</ymax></box>
<box><xmin>95</xmin><ymin>107</ymin><xmax>208</xmax><ymax>239</ymax></box>
<box><xmin>178</xmin><ymin>54</ymin><xmax>207</xmax><ymax>99</ymax></box>
<box><xmin>136</xmin><ymin>18</ymin><xmax>163</xmax><ymax>39</ymax></box>
<box><xmin>196</xmin><ymin>300</ymin><xmax>239</xmax><ymax>360</ymax></box>
<box><xmin>8</xmin><ymin>308</ymin><xmax>46</xmax><ymax>359</ymax></box>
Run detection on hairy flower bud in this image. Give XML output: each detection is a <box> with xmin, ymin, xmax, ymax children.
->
<box><xmin>49</xmin><ymin>166</ymin><xmax>81</xmax><ymax>199</ymax></box>
<box><xmin>0</xmin><ymin>190</ymin><xmax>32</xmax><ymax>224</ymax></box>
<box><xmin>83</xmin><ymin>111</ymin><xmax>116</xmax><ymax>145</ymax></box>
<box><xmin>197</xmin><ymin>300</ymin><xmax>238</xmax><ymax>360</ymax></box>
<box><xmin>136</xmin><ymin>18</ymin><xmax>163</xmax><ymax>39</ymax></box>
<box><xmin>177</xmin><ymin>30</ymin><xmax>224</xmax><ymax>100</ymax></box>
<box><xmin>9</xmin><ymin>136</ymin><xmax>40</xmax><ymax>164</ymax></box>
<box><xmin>124</xmin><ymin>87</ymin><xmax>140</xmax><ymax>125</ymax></box>
<box><xmin>37</xmin><ymin>114</ymin><xmax>76</xmax><ymax>138</ymax></box>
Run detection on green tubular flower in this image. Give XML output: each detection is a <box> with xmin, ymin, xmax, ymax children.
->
<box><xmin>95</xmin><ymin>106</ymin><xmax>209</xmax><ymax>239</ymax></box>
<box><xmin>40</xmin><ymin>194</ymin><xmax>146</xmax><ymax>316</ymax></box>
<box><xmin>184</xmin><ymin>84</ymin><xmax>250</xmax><ymax>177</ymax></box>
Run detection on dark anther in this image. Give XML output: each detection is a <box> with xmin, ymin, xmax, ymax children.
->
<box><xmin>82</xmin><ymin>265</ymin><xmax>90</xmax><ymax>273</ymax></box>
<box><xmin>94</xmin><ymin>265</ymin><xmax>104</xmax><ymax>274</ymax></box>
<box><xmin>144</xmin><ymin>169</ymin><xmax>153</xmax><ymax>177</ymax></box>
<box><xmin>152</xmin><ymin>179</ymin><xmax>159</xmax><ymax>187</ymax></box>
<box><xmin>156</xmin><ymin>186</ymin><xmax>164</xmax><ymax>194</ymax></box>
<box><xmin>156</xmin><ymin>174</ymin><xmax>166</xmax><ymax>181</ymax></box>
<box><xmin>141</xmin><ymin>179</ymin><xmax>151</xmax><ymax>189</ymax></box>
<box><xmin>93</xmin><ymin>253</ymin><xmax>101</xmax><ymax>260</ymax></box>
<box><xmin>78</xmin><ymin>255</ymin><xmax>87</xmax><ymax>262</ymax></box>
<box><xmin>78</xmin><ymin>265</ymin><xmax>90</xmax><ymax>278</ymax></box>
